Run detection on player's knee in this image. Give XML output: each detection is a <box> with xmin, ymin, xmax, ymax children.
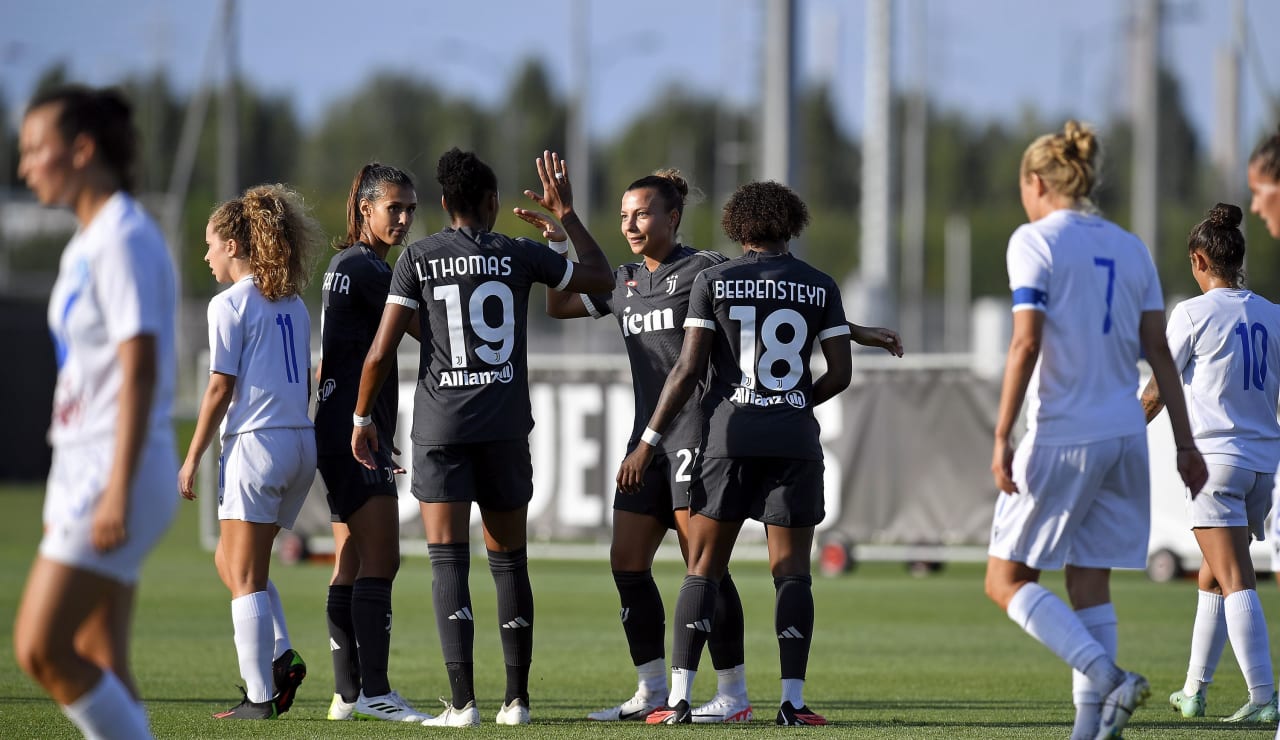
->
<box><xmin>14</xmin><ymin>630</ymin><xmax>63</xmax><ymax>686</ymax></box>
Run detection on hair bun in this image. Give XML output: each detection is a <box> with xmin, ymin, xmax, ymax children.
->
<box><xmin>1207</xmin><ymin>202</ymin><xmax>1243</xmax><ymax>230</ymax></box>
<box><xmin>1062</xmin><ymin>120</ymin><xmax>1097</xmax><ymax>164</ymax></box>
<box><xmin>653</xmin><ymin>168</ymin><xmax>690</xmax><ymax>200</ymax></box>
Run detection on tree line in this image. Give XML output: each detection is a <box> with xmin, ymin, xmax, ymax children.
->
<box><xmin>5</xmin><ymin>59</ymin><xmax>1273</xmax><ymax>340</ymax></box>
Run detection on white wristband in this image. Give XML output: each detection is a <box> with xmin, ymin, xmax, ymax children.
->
<box><xmin>353</xmin><ymin>413</ymin><xmax>373</xmax><ymax>427</ymax></box>
<box><xmin>548</xmin><ymin>239</ymin><xmax>569</xmax><ymax>255</ymax></box>
<box><xmin>640</xmin><ymin>427</ymin><xmax>662</xmax><ymax>446</ymax></box>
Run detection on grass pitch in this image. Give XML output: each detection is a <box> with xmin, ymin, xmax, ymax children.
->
<box><xmin>0</xmin><ymin>483</ymin><xmax>1276</xmax><ymax>738</ymax></box>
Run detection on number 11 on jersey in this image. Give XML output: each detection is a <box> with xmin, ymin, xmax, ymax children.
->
<box><xmin>276</xmin><ymin>313</ymin><xmax>301</xmax><ymax>383</ymax></box>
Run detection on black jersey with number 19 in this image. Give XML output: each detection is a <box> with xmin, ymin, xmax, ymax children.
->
<box><xmin>686</xmin><ymin>251</ymin><xmax>850</xmax><ymax>460</ymax></box>
<box><xmin>315</xmin><ymin>244</ymin><xmax>398</xmax><ymax>455</ymax></box>
<box><xmin>582</xmin><ymin>245</ymin><xmax>727</xmax><ymax>453</ymax></box>
<box><xmin>388</xmin><ymin>227</ymin><xmax>572</xmax><ymax>444</ymax></box>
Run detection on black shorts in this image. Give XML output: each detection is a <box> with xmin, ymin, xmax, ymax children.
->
<box><xmin>613</xmin><ymin>447</ymin><xmax>701</xmax><ymax>530</ymax></box>
<box><xmin>317</xmin><ymin>451</ymin><xmax>399</xmax><ymax>523</ymax></box>
<box><xmin>691</xmin><ymin>456</ymin><xmax>825</xmax><ymax>527</ymax></box>
<box><xmin>411</xmin><ymin>439</ymin><xmax>533</xmax><ymax>512</ymax></box>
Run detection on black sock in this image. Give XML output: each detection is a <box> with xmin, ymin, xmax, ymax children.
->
<box><xmin>428</xmin><ymin>543</ymin><xmax>473</xmax><ymax>668</ymax></box>
<box><xmin>708</xmin><ymin>571</ymin><xmax>745</xmax><ymax>670</ymax></box>
<box><xmin>671</xmin><ymin>575</ymin><xmax>719</xmax><ymax>671</ymax></box>
<box><xmin>774</xmin><ymin>574</ymin><xmax>814</xmax><ymax>679</ymax></box>
<box><xmin>488</xmin><ymin>548</ymin><xmax>533</xmax><ymax>704</ymax></box>
<box><xmin>352</xmin><ymin>577</ymin><xmax>393</xmax><ymax>697</ymax></box>
<box><xmin>613</xmin><ymin>569</ymin><xmax>665</xmax><ymax>666</ymax></box>
<box><xmin>445</xmin><ymin>661</ymin><xmax>475</xmax><ymax>708</ymax></box>
<box><xmin>326</xmin><ymin>584</ymin><xmax>360</xmax><ymax>702</ymax></box>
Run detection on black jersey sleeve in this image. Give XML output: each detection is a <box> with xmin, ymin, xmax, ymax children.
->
<box><xmin>685</xmin><ymin>270</ymin><xmax>716</xmax><ymax>330</ymax></box>
<box><xmin>514</xmin><ymin>236</ymin><xmax>573</xmax><ymax>290</ymax></box>
<box><xmin>815</xmin><ymin>276</ymin><xmax>851</xmax><ymax>340</ymax></box>
<box><xmin>388</xmin><ymin>246</ymin><xmax>424</xmax><ymax>309</ymax></box>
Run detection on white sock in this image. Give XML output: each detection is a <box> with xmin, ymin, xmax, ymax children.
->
<box><xmin>1183</xmin><ymin>590</ymin><xmax>1227</xmax><ymax>696</ymax></box>
<box><xmin>670</xmin><ymin>667</ymin><xmax>696</xmax><ymax>706</ymax></box>
<box><xmin>636</xmin><ymin>657</ymin><xmax>666</xmax><ymax>696</ymax></box>
<box><xmin>1225</xmin><ymin>589</ymin><xmax>1275</xmax><ymax>705</ymax></box>
<box><xmin>1006</xmin><ymin>583</ymin><xmax>1123</xmax><ymax>690</ymax></box>
<box><xmin>61</xmin><ymin>670</ymin><xmax>153</xmax><ymax>740</ymax></box>
<box><xmin>1070</xmin><ymin>603</ymin><xmax>1116</xmax><ymax>740</ymax></box>
<box><xmin>265</xmin><ymin>580</ymin><xmax>292</xmax><ymax>658</ymax></box>
<box><xmin>717</xmin><ymin>664</ymin><xmax>747</xmax><ymax>698</ymax></box>
<box><xmin>781</xmin><ymin>677</ymin><xmax>805</xmax><ymax>708</ymax></box>
<box><xmin>231</xmin><ymin>591</ymin><xmax>274</xmax><ymax>703</ymax></box>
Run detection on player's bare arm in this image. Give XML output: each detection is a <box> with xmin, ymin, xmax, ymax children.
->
<box><xmin>1139</xmin><ymin>374</ymin><xmax>1164</xmax><ymax>424</ymax></box>
<box><xmin>848</xmin><ymin>322</ymin><xmax>904</xmax><ymax>357</ymax></box>
<box><xmin>95</xmin><ymin>334</ymin><xmax>158</xmax><ymax>551</ymax></box>
<box><xmin>813</xmin><ymin>335</ymin><xmax>853</xmax><ymax>406</ymax></box>
<box><xmin>1139</xmin><ymin>310</ymin><xmax>1208</xmax><ymax>495</ymax></box>
<box><xmin>179</xmin><ymin>371</ymin><xmax>236</xmax><ymax>500</ymax></box>
<box><xmin>616</xmin><ymin>326</ymin><xmax>713</xmax><ymax>494</ymax></box>
<box><xmin>525</xmin><ymin>150</ymin><xmax>613</xmax><ymax>294</ymax></box>
<box><xmin>514</xmin><ymin>205</ymin><xmax>592</xmax><ymax>319</ymax></box>
<box><xmin>991</xmin><ymin>309</ymin><xmax>1043</xmax><ymax>495</ymax></box>
<box><xmin>352</xmin><ymin>302</ymin><xmax>413</xmax><ymax>469</ymax></box>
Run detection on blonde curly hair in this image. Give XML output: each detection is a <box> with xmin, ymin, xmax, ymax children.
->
<box><xmin>1021</xmin><ymin>120</ymin><xmax>1100</xmax><ymax>210</ymax></box>
<box><xmin>209</xmin><ymin>184</ymin><xmax>323</xmax><ymax>301</ymax></box>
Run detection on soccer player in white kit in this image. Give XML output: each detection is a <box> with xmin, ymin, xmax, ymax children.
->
<box><xmin>983</xmin><ymin>121</ymin><xmax>1207</xmax><ymax>740</ymax></box>
<box><xmin>177</xmin><ymin>184</ymin><xmax>323</xmax><ymax>719</ymax></box>
<box><xmin>13</xmin><ymin>85</ymin><xmax>179</xmax><ymax>740</ymax></box>
<box><xmin>1144</xmin><ymin>204</ymin><xmax>1280</xmax><ymax>724</ymax></box>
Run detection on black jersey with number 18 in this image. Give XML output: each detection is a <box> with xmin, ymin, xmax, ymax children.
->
<box><xmin>583</xmin><ymin>245</ymin><xmax>727</xmax><ymax>454</ymax></box>
<box><xmin>686</xmin><ymin>251</ymin><xmax>850</xmax><ymax>460</ymax></box>
<box><xmin>388</xmin><ymin>227</ymin><xmax>572</xmax><ymax>445</ymax></box>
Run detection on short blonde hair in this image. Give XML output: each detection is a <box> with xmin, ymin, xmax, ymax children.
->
<box><xmin>1021</xmin><ymin>120</ymin><xmax>1099</xmax><ymax>207</ymax></box>
<box><xmin>209</xmin><ymin>184</ymin><xmax>323</xmax><ymax>301</ymax></box>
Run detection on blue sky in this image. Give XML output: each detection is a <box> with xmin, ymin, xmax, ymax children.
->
<box><xmin>3</xmin><ymin>0</ymin><xmax>1278</xmax><ymax>158</ymax></box>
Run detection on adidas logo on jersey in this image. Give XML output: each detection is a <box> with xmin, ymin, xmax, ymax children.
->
<box><xmin>622</xmin><ymin>306</ymin><xmax>676</xmax><ymax>337</ymax></box>
<box><xmin>620</xmin><ymin>607</ymin><xmax>630</xmax><ymax>623</ymax></box>
<box><xmin>448</xmin><ymin>607</ymin><xmax>474</xmax><ymax>621</ymax></box>
<box><xmin>330</xmin><ymin>637</ymin><xmax>341</xmax><ymax>651</ymax></box>
<box><xmin>438</xmin><ymin>363</ymin><xmax>514</xmax><ymax>387</ymax></box>
<box><xmin>501</xmin><ymin>616</ymin><xmax>531</xmax><ymax>629</ymax></box>
<box><xmin>778</xmin><ymin>626</ymin><xmax>806</xmax><ymax>639</ymax></box>
<box><xmin>685</xmin><ymin>619</ymin><xmax>712</xmax><ymax>632</ymax></box>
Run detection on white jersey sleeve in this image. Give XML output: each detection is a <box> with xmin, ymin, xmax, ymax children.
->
<box><xmin>1007</xmin><ymin>226</ymin><xmax>1051</xmax><ymax>313</ymax></box>
<box><xmin>1165</xmin><ymin>302</ymin><xmax>1194</xmax><ymax>373</ymax></box>
<box><xmin>208</xmin><ymin>291</ymin><xmax>244</xmax><ymax>377</ymax></box>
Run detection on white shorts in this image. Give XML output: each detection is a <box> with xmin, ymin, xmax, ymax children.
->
<box><xmin>1270</xmin><ymin>466</ymin><xmax>1280</xmax><ymax>571</ymax></box>
<box><xmin>988</xmin><ymin>432</ymin><xmax>1149</xmax><ymax>570</ymax></box>
<box><xmin>1187</xmin><ymin>464</ymin><xmax>1271</xmax><ymax>539</ymax></box>
<box><xmin>218</xmin><ymin>427</ymin><xmax>316</xmax><ymax>528</ymax></box>
<box><xmin>39</xmin><ymin>435</ymin><xmax>179</xmax><ymax>585</ymax></box>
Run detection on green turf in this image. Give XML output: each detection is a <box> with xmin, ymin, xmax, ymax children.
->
<box><xmin>1</xmin><ymin>483</ymin><xmax>1276</xmax><ymax>738</ymax></box>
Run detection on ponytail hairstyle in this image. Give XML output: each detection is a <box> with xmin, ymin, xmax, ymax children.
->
<box><xmin>1188</xmin><ymin>202</ymin><xmax>1246</xmax><ymax>287</ymax></box>
<box><xmin>1021</xmin><ymin>119</ymin><xmax>1100</xmax><ymax>211</ymax></box>
<box><xmin>1249</xmin><ymin>125</ymin><xmax>1280</xmax><ymax>181</ymax></box>
<box><xmin>209</xmin><ymin>184</ymin><xmax>324</xmax><ymax>301</ymax></box>
<box><xmin>27</xmin><ymin>84</ymin><xmax>138</xmax><ymax>193</ymax></box>
<box><xmin>436</xmin><ymin>147</ymin><xmax>497</xmax><ymax>219</ymax></box>
<box><xmin>624</xmin><ymin>168</ymin><xmax>703</xmax><ymax>236</ymax></box>
<box><xmin>340</xmin><ymin>162</ymin><xmax>415</xmax><ymax>249</ymax></box>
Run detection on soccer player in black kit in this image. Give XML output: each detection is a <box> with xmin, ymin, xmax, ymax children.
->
<box><xmin>352</xmin><ymin>149</ymin><xmax>613</xmax><ymax>726</ymax></box>
<box><xmin>314</xmin><ymin>163</ymin><xmax>431</xmax><ymax>722</ymax></box>
<box><xmin>523</xmin><ymin>169</ymin><xmax>753</xmax><ymax>722</ymax></box>
<box><xmin>618</xmin><ymin>181</ymin><xmax>853</xmax><ymax>725</ymax></box>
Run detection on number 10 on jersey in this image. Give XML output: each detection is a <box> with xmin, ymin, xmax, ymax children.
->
<box><xmin>1234</xmin><ymin>321</ymin><xmax>1270</xmax><ymax>391</ymax></box>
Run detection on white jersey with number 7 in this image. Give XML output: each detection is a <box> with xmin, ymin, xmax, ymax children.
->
<box><xmin>1007</xmin><ymin>209</ymin><xmax>1163</xmax><ymax>445</ymax></box>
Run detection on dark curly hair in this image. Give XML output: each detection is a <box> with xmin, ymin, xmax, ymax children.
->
<box><xmin>28</xmin><ymin>84</ymin><xmax>137</xmax><ymax>192</ymax></box>
<box><xmin>1250</xmin><ymin>125</ymin><xmax>1280</xmax><ymax>181</ymax></box>
<box><xmin>437</xmin><ymin>148</ymin><xmax>497</xmax><ymax>219</ymax></box>
<box><xmin>1188</xmin><ymin>202</ymin><xmax>1246</xmax><ymax>287</ymax></box>
<box><xmin>721</xmin><ymin>181</ymin><xmax>809</xmax><ymax>246</ymax></box>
